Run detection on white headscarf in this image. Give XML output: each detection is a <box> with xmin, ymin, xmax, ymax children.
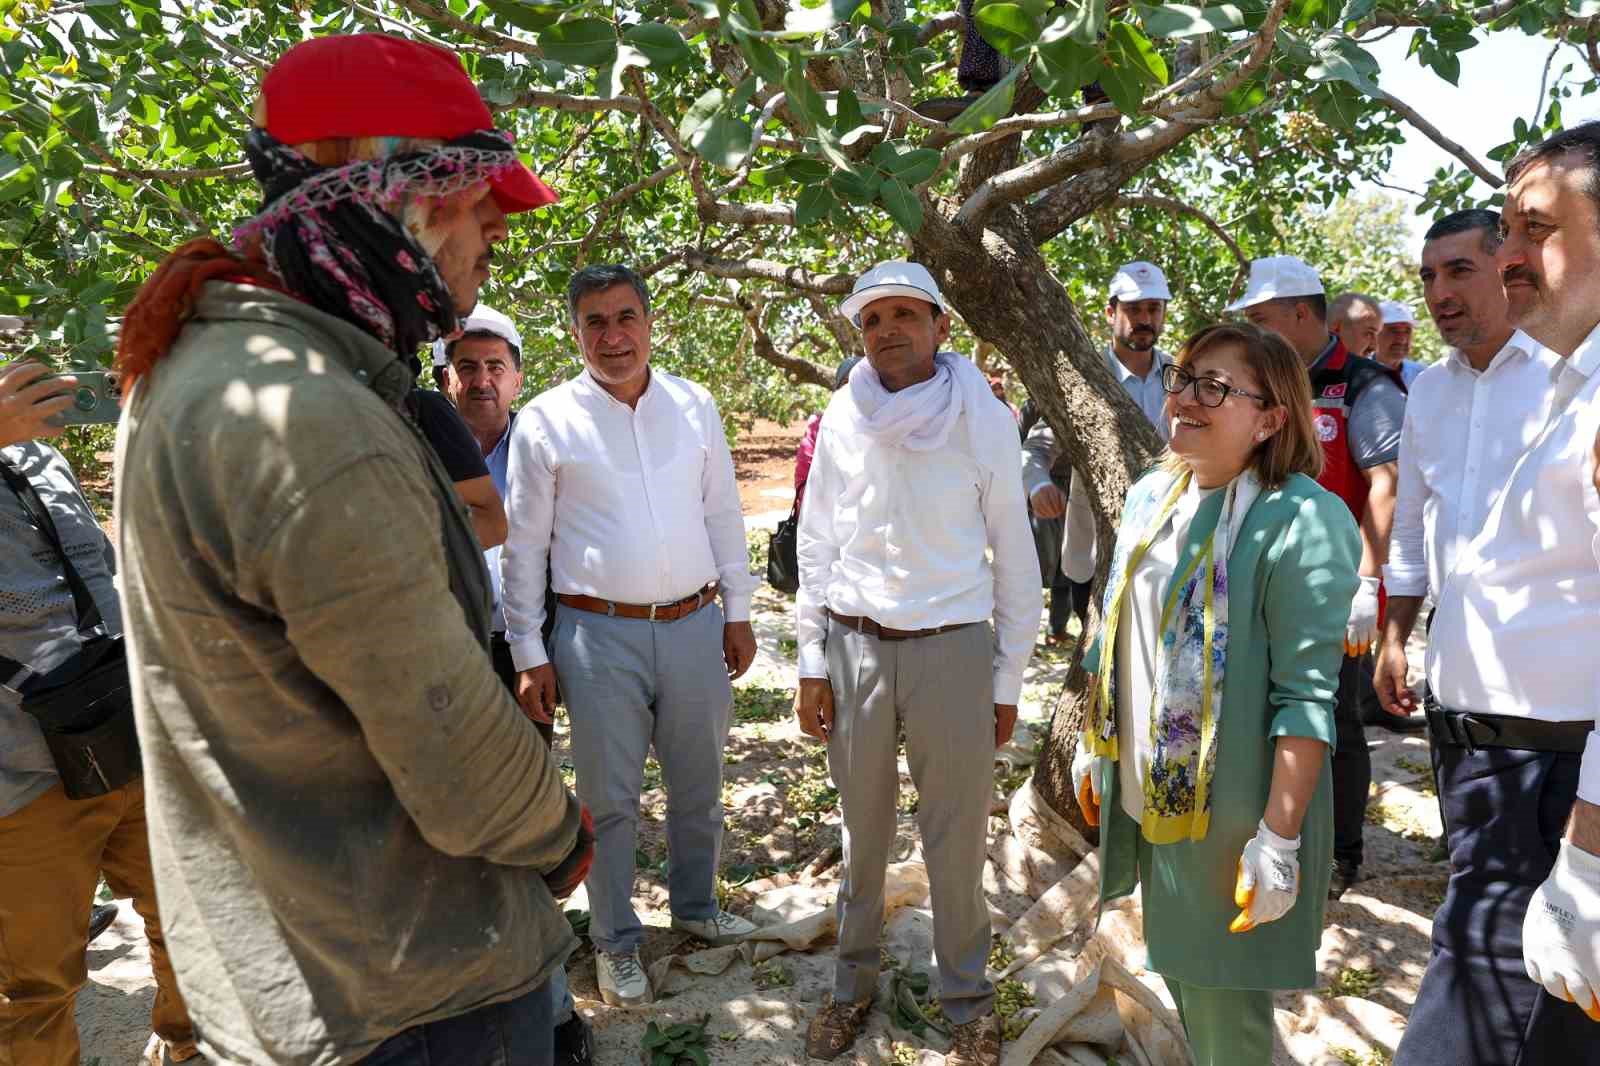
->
<box><xmin>839</xmin><ymin>351</ymin><xmax>996</xmax><ymax>454</ymax></box>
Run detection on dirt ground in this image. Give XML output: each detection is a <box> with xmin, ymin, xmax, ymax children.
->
<box><xmin>80</xmin><ymin>419</ymin><xmax>1443</xmax><ymax>1066</ymax></box>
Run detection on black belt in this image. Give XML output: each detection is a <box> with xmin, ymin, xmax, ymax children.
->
<box><xmin>1426</xmin><ymin>701</ymin><xmax>1592</xmax><ymax>755</ymax></box>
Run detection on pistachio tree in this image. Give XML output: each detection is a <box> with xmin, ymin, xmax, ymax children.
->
<box><xmin>2</xmin><ymin>0</ymin><xmax>1587</xmax><ymax>826</ymax></box>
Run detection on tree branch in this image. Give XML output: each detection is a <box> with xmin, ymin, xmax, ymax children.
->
<box><xmin>680</xmin><ymin>249</ymin><xmax>854</xmax><ymax>295</ymax></box>
<box><xmin>501</xmin><ymin>89</ymin><xmax>643</xmax><ymax>115</ymax></box>
<box><xmin>187</xmin><ymin>18</ymin><xmax>270</xmax><ymax>72</ymax></box>
<box><xmin>739</xmin><ymin>296</ymin><xmax>833</xmax><ymax>389</ymax></box>
<box><xmin>1370</xmin><ymin>86</ymin><xmax>1502</xmax><ymax>187</ymax></box>
<box><xmin>83</xmin><ymin>161</ymin><xmax>253</xmax><ymax>181</ymax></box>
<box><xmin>1114</xmin><ymin>193</ymin><xmax>1249</xmax><ymax>302</ymax></box>
<box><xmin>919</xmin><ymin>11</ymin><xmax>963</xmax><ymax>45</ymax></box>
<box><xmin>389</xmin><ymin>0</ymin><xmax>543</xmax><ymax>55</ymax></box>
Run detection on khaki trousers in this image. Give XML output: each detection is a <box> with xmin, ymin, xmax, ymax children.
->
<box><xmin>0</xmin><ymin>779</ymin><xmax>196</xmax><ymax>1066</ymax></box>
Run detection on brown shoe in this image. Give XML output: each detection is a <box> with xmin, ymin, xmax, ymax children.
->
<box><xmin>805</xmin><ymin>995</ymin><xmax>872</xmax><ymax>1060</ymax></box>
<box><xmin>945</xmin><ymin>1012</ymin><xmax>1001</xmax><ymax>1066</ymax></box>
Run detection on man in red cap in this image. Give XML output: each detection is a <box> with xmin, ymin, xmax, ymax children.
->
<box><xmin>111</xmin><ymin>34</ymin><xmax>586</xmax><ymax>1066</ymax></box>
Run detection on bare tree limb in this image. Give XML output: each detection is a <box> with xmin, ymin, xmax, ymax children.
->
<box><xmin>83</xmin><ymin>161</ymin><xmax>253</xmax><ymax>181</ymax></box>
<box><xmin>1114</xmin><ymin>193</ymin><xmax>1249</xmax><ymax>302</ymax></box>
<box><xmin>681</xmin><ymin>249</ymin><xmax>854</xmax><ymax>295</ymax></box>
<box><xmin>739</xmin><ymin>295</ymin><xmax>833</xmax><ymax>389</ymax></box>
<box><xmin>955</xmin><ymin>0</ymin><xmax>1291</xmax><ymax>230</ymax></box>
<box><xmin>501</xmin><ymin>89</ymin><xmax>643</xmax><ymax>115</ymax></box>
<box><xmin>919</xmin><ymin>11</ymin><xmax>963</xmax><ymax>45</ymax></box>
<box><xmin>804</xmin><ymin>292</ymin><xmax>860</xmax><ymax>359</ymax></box>
<box><xmin>389</xmin><ymin>0</ymin><xmax>543</xmax><ymax>55</ymax></box>
<box><xmin>187</xmin><ymin>18</ymin><xmax>270</xmax><ymax>72</ymax></box>
<box><xmin>1370</xmin><ymin>86</ymin><xmax>1503</xmax><ymax>187</ymax></box>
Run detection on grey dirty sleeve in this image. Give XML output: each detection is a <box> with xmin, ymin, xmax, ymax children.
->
<box><xmin>256</xmin><ymin>454</ymin><xmax>579</xmax><ymax>871</ymax></box>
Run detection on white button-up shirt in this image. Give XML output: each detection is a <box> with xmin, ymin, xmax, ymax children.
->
<box><xmin>1384</xmin><ymin>331</ymin><xmax>1558</xmax><ymax>600</ymax></box>
<box><xmin>1429</xmin><ymin>322</ymin><xmax>1600</xmax><ymax>802</ymax></box>
<box><xmin>500</xmin><ymin>368</ymin><xmax>756</xmax><ymax>670</ymax></box>
<box><xmin>796</xmin><ymin>387</ymin><xmax>1041</xmax><ymax>704</ymax></box>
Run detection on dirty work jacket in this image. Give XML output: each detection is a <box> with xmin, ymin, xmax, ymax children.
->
<box><xmin>1084</xmin><ymin>471</ymin><xmax>1359</xmax><ymax>990</ymax></box>
<box><xmin>114</xmin><ymin>282</ymin><xmax>580</xmax><ymax>1066</ymax></box>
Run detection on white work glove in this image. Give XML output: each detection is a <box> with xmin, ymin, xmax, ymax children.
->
<box><xmin>1071</xmin><ymin>739</ymin><xmax>1100</xmax><ymax>828</ymax></box>
<box><xmin>1344</xmin><ymin>575</ymin><xmax>1381</xmax><ymax>656</ymax></box>
<box><xmin>1229</xmin><ymin>820</ymin><xmax>1300</xmax><ymax>934</ymax></box>
<box><xmin>1524</xmin><ymin>841</ymin><xmax>1600</xmax><ymax>1021</ymax></box>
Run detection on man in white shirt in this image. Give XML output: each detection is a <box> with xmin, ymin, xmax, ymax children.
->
<box><xmin>1389</xmin><ymin>128</ymin><xmax>1600</xmax><ymax>1066</ymax></box>
<box><xmin>1024</xmin><ymin>260</ymin><xmax>1175</xmax><ymax>626</ymax></box>
<box><xmin>500</xmin><ymin>264</ymin><xmax>759</xmax><ymax>1009</ymax></box>
<box><xmin>793</xmin><ymin>262</ymin><xmax>1040</xmax><ymax>1066</ymax></box>
<box><xmin>1375</xmin><ymin>300</ymin><xmax>1426</xmax><ymax>387</ymax></box>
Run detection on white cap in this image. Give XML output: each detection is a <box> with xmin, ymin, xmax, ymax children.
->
<box><xmin>431</xmin><ymin>304</ymin><xmax>522</xmax><ymax>367</ymax></box>
<box><xmin>1225</xmin><ymin>255</ymin><xmax>1325</xmax><ymax>312</ymax></box>
<box><xmin>840</xmin><ymin>260</ymin><xmax>945</xmax><ymax>326</ymax></box>
<box><xmin>1379</xmin><ymin>300</ymin><xmax>1415</xmax><ymax>326</ymax></box>
<box><xmin>1108</xmin><ymin>260</ymin><xmax>1171</xmax><ymax>302</ymax></box>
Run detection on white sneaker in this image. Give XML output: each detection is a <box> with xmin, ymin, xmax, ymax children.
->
<box><xmin>596</xmin><ymin>949</ymin><xmax>652</xmax><ymax>1007</ymax></box>
<box><xmin>671</xmin><ymin>909</ymin><xmax>757</xmax><ymax>946</ymax></box>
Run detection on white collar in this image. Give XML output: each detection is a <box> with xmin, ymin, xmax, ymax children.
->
<box><xmin>1106</xmin><ymin>345</ymin><xmax>1167</xmax><ymax>384</ymax></box>
<box><xmin>1443</xmin><ymin>329</ymin><xmax>1535</xmax><ymax>375</ymax></box>
<box><xmin>576</xmin><ymin>366</ymin><xmax>656</xmax><ymax>409</ymax></box>
<box><xmin>1566</xmin><ymin>319</ymin><xmax>1600</xmax><ymax>381</ymax></box>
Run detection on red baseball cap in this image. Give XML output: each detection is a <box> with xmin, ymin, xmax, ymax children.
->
<box><xmin>262</xmin><ymin>33</ymin><xmax>556</xmax><ymax>213</ymax></box>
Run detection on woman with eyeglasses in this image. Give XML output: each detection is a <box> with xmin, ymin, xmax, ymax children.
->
<box><xmin>1071</xmin><ymin>323</ymin><xmax>1360</xmax><ymax>1064</ymax></box>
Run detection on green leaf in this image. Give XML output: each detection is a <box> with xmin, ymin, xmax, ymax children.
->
<box><xmin>949</xmin><ymin>65</ymin><xmax>1021</xmax><ymax>133</ymax></box>
<box><xmin>784</xmin><ymin>49</ymin><xmax>829</xmax><ymax>127</ymax></box>
<box><xmin>623</xmin><ymin>22</ymin><xmax>694</xmax><ymax>68</ymax></box>
<box><xmin>680</xmin><ymin>88</ymin><xmax>727</xmax><ymax>141</ymax></box>
<box><xmin>1106</xmin><ymin>22</ymin><xmax>1168</xmax><ymax>86</ymax></box>
<box><xmin>745</xmin><ymin>163</ymin><xmax>792</xmax><ymax>187</ymax></box>
<box><xmin>1223</xmin><ymin>75</ymin><xmax>1266</xmax><ymax>114</ymax></box>
<box><xmin>1307</xmin><ymin>34</ymin><xmax>1380</xmax><ymax>94</ymax></box>
<box><xmin>1338</xmin><ymin>0</ymin><xmax>1376</xmax><ymax>25</ymax></box>
<box><xmin>678</xmin><ymin>88</ymin><xmax>754</xmax><ymax>170</ymax></box>
<box><xmin>879</xmin><ymin>176</ymin><xmax>923</xmax><ymax>233</ymax></box>
<box><xmin>735</xmin><ymin>33</ymin><xmax>787</xmax><ymax>83</ymax></box>
<box><xmin>974</xmin><ymin>3</ymin><xmax>1042</xmax><ymax>57</ymax></box>
<box><xmin>1311</xmin><ymin>82</ymin><xmax>1363</xmax><ymax>128</ymax></box>
<box><xmin>1096</xmin><ymin>63</ymin><xmax>1144</xmax><ymax>115</ymax></box>
<box><xmin>1059</xmin><ymin>0</ymin><xmax>1108</xmax><ymax>45</ymax></box>
<box><xmin>685</xmin><ymin>1048</ymin><xmax>711</xmax><ymax>1066</ymax></box>
<box><xmin>784</xmin><ymin>156</ymin><xmax>832</xmax><ymax>183</ymax></box>
<box><xmin>597</xmin><ymin>43</ymin><xmax>650</xmax><ymax>98</ymax></box>
<box><xmin>829</xmin><ymin>165</ymin><xmax>881</xmax><ymax>204</ymax></box>
<box><xmin>834</xmin><ymin>86</ymin><xmax>866</xmax><ymax>136</ymax></box>
<box><xmin>785</xmin><ymin>0</ymin><xmax>869</xmax><ymax>33</ymax></box>
<box><xmin>537</xmin><ymin>17</ymin><xmax>618</xmax><ymax>67</ymax></box>
<box><xmin>1134</xmin><ymin>4</ymin><xmax>1247</xmax><ymax>38</ymax></box>
<box><xmin>483</xmin><ymin>0</ymin><xmax>567</xmax><ymax>33</ymax></box>
<box><xmin>794</xmin><ymin>182</ymin><xmax>835</xmax><ymax>225</ymax></box>
<box><xmin>878</xmin><ymin>145</ymin><xmax>942</xmax><ymax>185</ymax></box>
<box><xmin>1033</xmin><ymin>34</ymin><xmax>1102</xmax><ymax>99</ymax></box>
<box><xmin>812</xmin><ymin>126</ymin><xmax>854</xmax><ymax>168</ymax></box>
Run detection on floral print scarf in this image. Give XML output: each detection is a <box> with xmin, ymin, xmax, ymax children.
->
<box><xmin>1086</xmin><ymin>467</ymin><xmax>1261</xmax><ymax>844</ymax></box>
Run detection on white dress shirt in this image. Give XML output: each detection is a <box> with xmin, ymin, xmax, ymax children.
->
<box><xmin>1384</xmin><ymin>331</ymin><xmax>1558</xmax><ymax>600</ymax></box>
<box><xmin>1429</xmin><ymin>322</ymin><xmax>1600</xmax><ymax>803</ymax></box>
<box><xmin>1053</xmin><ymin>347</ymin><xmax>1174</xmax><ymax>583</ymax></box>
<box><xmin>795</xmin><ymin>377</ymin><xmax>1041</xmax><ymax>705</ymax></box>
<box><xmin>500</xmin><ymin>368</ymin><xmax>756</xmax><ymax>670</ymax></box>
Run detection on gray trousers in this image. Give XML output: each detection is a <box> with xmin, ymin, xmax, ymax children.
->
<box><xmin>550</xmin><ymin>601</ymin><xmax>732</xmax><ymax>955</ymax></box>
<box><xmin>825</xmin><ymin>619</ymin><xmax>997</xmax><ymax>1024</ymax></box>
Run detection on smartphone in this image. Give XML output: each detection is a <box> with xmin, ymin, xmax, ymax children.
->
<box><xmin>43</xmin><ymin>370</ymin><xmax>122</xmax><ymax>427</ymax></box>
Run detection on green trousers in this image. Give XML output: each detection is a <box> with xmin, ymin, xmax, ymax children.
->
<box><xmin>1134</xmin><ymin>834</ymin><xmax>1276</xmax><ymax>1064</ymax></box>
<box><xmin>1161</xmin><ymin>977</ymin><xmax>1274</xmax><ymax>1066</ymax></box>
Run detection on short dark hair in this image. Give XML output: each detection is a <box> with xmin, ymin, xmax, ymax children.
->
<box><xmin>446</xmin><ymin>328</ymin><xmax>521</xmax><ymax>369</ymax></box>
<box><xmin>1267</xmin><ymin>292</ymin><xmax>1327</xmax><ymax>322</ymax></box>
<box><xmin>1423</xmin><ymin>208</ymin><xmax>1502</xmax><ymax>254</ymax></box>
<box><xmin>1327</xmin><ymin>291</ymin><xmax>1378</xmax><ymax>324</ymax></box>
<box><xmin>1506</xmin><ymin>122</ymin><xmax>1600</xmax><ymax>232</ymax></box>
<box><xmin>567</xmin><ymin>264</ymin><xmax>651</xmax><ymax>325</ymax></box>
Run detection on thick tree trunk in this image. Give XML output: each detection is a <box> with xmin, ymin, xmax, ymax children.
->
<box><xmin>912</xmin><ymin>202</ymin><xmax>1162</xmax><ymax>832</ymax></box>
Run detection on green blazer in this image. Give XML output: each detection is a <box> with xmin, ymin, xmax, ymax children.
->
<box><xmin>1084</xmin><ymin>470</ymin><xmax>1360</xmax><ymax>990</ymax></box>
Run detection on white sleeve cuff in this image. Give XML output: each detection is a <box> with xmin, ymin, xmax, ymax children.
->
<box><xmin>1381</xmin><ymin>562</ymin><xmax>1428</xmax><ymax>598</ymax></box>
<box><xmin>993</xmin><ymin>668</ymin><xmax>1023</xmax><ymax>707</ymax></box>
<box><xmin>509</xmin><ymin>636</ymin><xmax>550</xmax><ymax>673</ymax></box>
<box><xmin>1579</xmin><ymin>732</ymin><xmax>1600</xmax><ymax>806</ymax></box>
<box><xmin>721</xmin><ymin>589</ymin><xmax>752</xmax><ymax>623</ymax></box>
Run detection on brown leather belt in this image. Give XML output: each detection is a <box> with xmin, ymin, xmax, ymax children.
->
<box><xmin>827</xmin><ymin>609</ymin><xmax>978</xmax><ymax>643</ymax></box>
<box><xmin>557</xmin><ymin>583</ymin><xmax>718</xmax><ymax>623</ymax></box>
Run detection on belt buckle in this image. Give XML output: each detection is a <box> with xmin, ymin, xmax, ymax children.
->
<box><xmin>648</xmin><ymin>602</ymin><xmax>659</xmax><ymax>622</ymax></box>
<box><xmin>605</xmin><ymin>600</ymin><xmax>617</xmax><ymax>618</ymax></box>
<box><xmin>1459</xmin><ymin>714</ymin><xmax>1500</xmax><ymax>754</ymax></box>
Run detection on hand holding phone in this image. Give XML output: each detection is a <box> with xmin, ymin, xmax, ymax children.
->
<box><xmin>0</xmin><ymin>361</ymin><xmax>76</xmax><ymax>446</ymax></box>
<box><xmin>42</xmin><ymin>369</ymin><xmax>122</xmax><ymax>427</ymax></box>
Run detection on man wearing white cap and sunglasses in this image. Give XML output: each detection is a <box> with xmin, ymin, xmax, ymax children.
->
<box><xmin>1230</xmin><ymin>255</ymin><xmax>1408</xmax><ymax>899</ymax></box>
<box><xmin>1023</xmin><ymin>261</ymin><xmax>1176</xmax><ymax>637</ymax></box>
<box><xmin>794</xmin><ymin>261</ymin><xmax>1039</xmax><ymax>1065</ymax></box>
<box><xmin>1376</xmin><ymin>300</ymin><xmax>1426</xmax><ymax>387</ymax></box>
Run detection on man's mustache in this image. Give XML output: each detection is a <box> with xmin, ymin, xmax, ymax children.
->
<box><xmin>1503</xmin><ymin>265</ymin><xmax>1539</xmax><ymax>288</ymax></box>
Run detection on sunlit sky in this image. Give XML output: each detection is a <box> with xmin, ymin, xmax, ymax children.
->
<box><xmin>1356</xmin><ymin>29</ymin><xmax>1593</xmax><ymax>254</ymax></box>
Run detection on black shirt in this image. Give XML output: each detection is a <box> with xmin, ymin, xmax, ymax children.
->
<box><xmin>404</xmin><ymin>388</ymin><xmax>489</xmax><ymax>483</ymax></box>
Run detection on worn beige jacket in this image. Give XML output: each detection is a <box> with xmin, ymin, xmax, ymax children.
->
<box><xmin>114</xmin><ymin>283</ymin><xmax>579</xmax><ymax>1066</ymax></box>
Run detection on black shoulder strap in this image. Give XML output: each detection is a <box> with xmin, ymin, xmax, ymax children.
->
<box><xmin>0</xmin><ymin>455</ymin><xmax>106</xmax><ymax>635</ymax></box>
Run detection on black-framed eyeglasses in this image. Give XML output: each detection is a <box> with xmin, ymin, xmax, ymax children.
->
<box><xmin>1160</xmin><ymin>364</ymin><xmax>1271</xmax><ymax>408</ymax></box>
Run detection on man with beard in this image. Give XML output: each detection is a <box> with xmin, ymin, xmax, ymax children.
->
<box><xmin>435</xmin><ymin>305</ymin><xmax>593</xmax><ymax>1066</ymax></box>
<box><xmin>111</xmin><ymin>34</ymin><xmax>590</xmax><ymax>1066</ymax></box>
<box><xmin>1376</xmin><ymin>301</ymin><xmax>1426</xmax><ymax>387</ymax></box>
<box><xmin>1025</xmin><ymin>261</ymin><xmax>1174</xmax><ymax>632</ymax></box>
<box><xmin>1391</xmin><ymin>125</ymin><xmax>1600</xmax><ymax>1066</ymax></box>
<box><xmin>1231</xmin><ymin>256</ymin><xmax>1407</xmax><ymax>899</ymax></box>
<box><xmin>1328</xmin><ymin>291</ymin><xmax>1382</xmax><ymax>358</ymax></box>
